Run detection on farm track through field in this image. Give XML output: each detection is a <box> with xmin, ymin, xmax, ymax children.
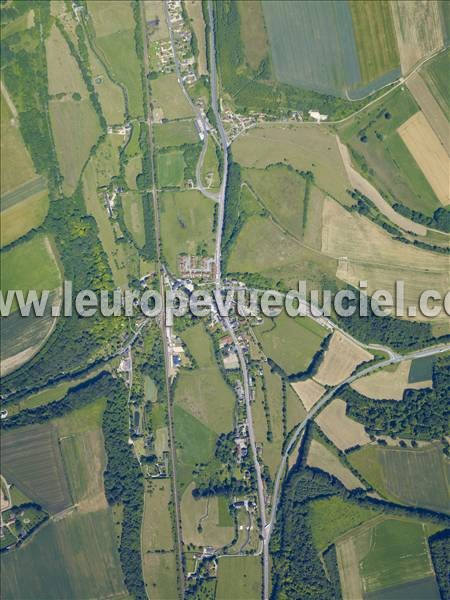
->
<box><xmin>1</xmin><ymin>177</ymin><xmax>46</xmax><ymax>212</ymax></box>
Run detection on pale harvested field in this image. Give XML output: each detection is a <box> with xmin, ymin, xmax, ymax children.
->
<box><xmin>291</xmin><ymin>379</ymin><xmax>325</xmax><ymax>412</ymax></box>
<box><xmin>390</xmin><ymin>1</ymin><xmax>444</xmax><ymax>74</ymax></box>
<box><xmin>407</xmin><ymin>72</ymin><xmax>450</xmax><ymax>155</ymax></box>
<box><xmin>351</xmin><ymin>361</ymin><xmax>432</xmax><ymax>400</ymax></box>
<box><xmin>316</xmin><ymin>399</ymin><xmax>371</xmax><ymax>450</ymax></box>
<box><xmin>322</xmin><ymin>197</ymin><xmax>449</xmax><ymax>319</ymax></box>
<box><xmin>232</xmin><ymin>125</ymin><xmax>350</xmax><ymax>205</ymax></box>
<box><xmin>46</xmin><ymin>25</ymin><xmax>86</xmax><ymax>96</ymax></box>
<box><xmin>185</xmin><ymin>1</ymin><xmax>207</xmax><ymax>75</ymax></box>
<box><xmin>336</xmin><ymin>137</ymin><xmax>427</xmax><ymax>236</ymax></box>
<box><xmin>307</xmin><ymin>440</ymin><xmax>364</xmax><ymax>490</ymax></box>
<box><xmin>314</xmin><ymin>332</ymin><xmax>373</xmax><ymax>387</ymax></box>
<box><xmin>398</xmin><ymin>111</ymin><xmax>449</xmax><ymax>205</ymax></box>
<box><xmin>181</xmin><ymin>482</ymin><xmax>234</xmax><ymax>548</ymax></box>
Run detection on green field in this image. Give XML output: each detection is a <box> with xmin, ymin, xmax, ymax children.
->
<box><xmin>125</xmin><ymin>155</ymin><xmax>142</xmax><ymax>189</ymax></box>
<box><xmin>153</xmin><ymin>119</ymin><xmax>199</xmax><ymax>147</ymax></box>
<box><xmin>1</xmin><ymin>423</ymin><xmax>72</xmax><ymax>514</ymax></box>
<box><xmin>0</xmin><ymin>93</ymin><xmax>36</xmax><ymax>196</ymax></box>
<box><xmin>151</xmin><ymin>74</ymin><xmax>194</xmax><ymax>120</ymax></box>
<box><xmin>88</xmin><ymin>0</ymin><xmax>143</xmax><ymax>117</ymax></box>
<box><xmin>143</xmin><ymin>552</ymin><xmax>178</xmax><ymax>600</ymax></box>
<box><xmin>422</xmin><ymin>48</ymin><xmax>450</xmax><ymax>121</ymax></box>
<box><xmin>93</xmin><ymin>134</ymin><xmax>123</xmax><ymax>187</ymax></box>
<box><xmin>142</xmin><ymin>480</ymin><xmax>174</xmax><ymax>551</ymax></box>
<box><xmin>0</xmin><ymin>176</ymin><xmax>46</xmax><ymax>212</ymax></box>
<box><xmin>88</xmin><ymin>45</ymin><xmax>126</xmax><ymax>125</ymax></box>
<box><xmin>157</xmin><ymin>150</ymin><xmax>185</xmax><ymax>188</ymax></box>
<box><xmin>0</xmin><ymin>234</ymin><xmax>61</xmax><ymax>311</ymax></box>
<box><xmin>243</xmin><ymin>164</ymin><xmax>307</xmax><ymax>239</ymax></box>
<box><xmin>159</xmin><ymin>190</ymin><xmax>216</xmax><ymax>273</ymax></box>
<box><xmin>237</xmin><ymin>0</ymin><xmax>270</xmax><ymax>72</ymax></box>
<box><xmin>216</xmin><ymin>556</ymin><xmax>262</xmax><ymax>600</ymax></box>
<box><xmin>349</xmin><ymin>0</ymin><xmax>399</xmax><ymax>86</ymax></box>
<box><xmin>408</xmin><ymin>356</ymin><xmax>434</xmax><ymax>383</ymax></box>
<box><xmin>360</xmin><ymin>519</ymin><xmax>435</xmax><ymax>594</ymax></box>
<box><xmin>50</xmin><ymin>98</ymin><xmax>101</xmax><ymax>196</ymax></box>
<box><xmin>309</xmin><ymin>495</ymin><xmax>381</xmax><ymax>551</ymax></box>
<box><xmin>348</xmin><ymin>444</ymin><xmax>450</xmax><ymax>514</ymax></box>
<box><xmin>339</xmin><ymin>87</ymin><xmax>441</xmax><ymax>215</ymax></box>
<box><xmin>256</xmin><ymin>312</ymin><xmax>327</xmax><ymax>374</ymax></box>
<box><xmin>122</xmin><ymin>192</ymin><xmax>146</xmax><ymax>247</ymax></box>
<box><xmin>1</xmin><ymin>508</ymin><xmax>126</xmax><ymax>599</ymax></box>
<box><xmin>201</xmin><ymin>135</ymin><xmax>220</xmax><ymax>190</ymax></box>
<box><xmin>0</xmin><ymin>189</ymin><xmax>49</xmax><ymax>248</ymax></box>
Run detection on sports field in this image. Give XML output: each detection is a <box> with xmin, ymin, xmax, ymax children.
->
<box><xmin>0</xmin><ymin>423</ymin><xmax>72</xmax><ymax>514</ymax></box>
<box><xmin>151</xmin><ymin>74</ymin><xmax>194</xmax><ymax>120</ymax></box>
<box><xmin>255</xmin><ymin>312</ymin><xmax>327</xmax><ymax>374</ymax></box>
<box><xmin>348</xmin><ymin>444</ymin><xmax>450</xmax><ymax>513</ymax></box>
<box><xmin>397</xmin><ymin>111</ymin><xmax>449</xmax><ymax>205</ymax></box>
<box><xmin>153</xmin><ymin>120</ymin><xmax>199</xmax><ymax>147</ymax></box>
<box><xmin>159</xmin><ymin>190</ymin><xmax>216</xmax><ymax>274</ymax></box>
<box><xmin>1</xmin><ymin>508</ymin><xmax>126</xmax><ymax>600</ymax></box>
<box><xmin>216</xmin><ymin>556</ymin><xmax>262</xmax><ymax>600</ymax></box>
<box><xmin>157</xmin><ymin>150</ymin><xmax>185</xmax><ymax>188</ymax></box>
<box><xmin>262</xmin><ymin>0</ymin><xmax>360</xmax><ymax>96</ymax></box>
<box><xmin>122</xmin><ymin>192</ymin><xmax>146</xmax><ymax>247</ymax></box>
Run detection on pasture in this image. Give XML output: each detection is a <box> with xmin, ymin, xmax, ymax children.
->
<box><xmin>349</xmin><ymin>0</ymin><xmax>399</xmax><ymax>86</ymax></box>
<box><xmin>307</xmin><ymin>440</ymin><xmax>364</xmax><ymax>491</ymax></box>
<box><xmin>156</xmin><ymin>150</ymin><xmax>185</xmax><ymax>188</ymax></box>
<box><xmin>285</xmin><ymin>385</ymin><xmax>307</xmax><ymax>431</ymax></box>
<box><xmin>144</xmin><ymin>0</ymin><xmax>169</xmax><ymax>40</ymax></box>
<box><xmin>256</xmin><ymin>312</ymin><xmax>327</xmax><ymax>375</ymax></box>
<box><xmin>173</xmin><ymin>404</ymin><xmax>217</xmax><ymax>493</ymax></box>
<box><xmin>1</xmin><ymin>176</ymin><xmax>46</xmax><ymax>212</ymax></box>
<box><xmin>151</xmin><ymin>74</ymin><xmax>194</xmax><ymax>120</ymax></box>
<box><xmin>360</xmin><ymin>518</ymin><xmax>435</xmax><ymax>594</ymax></box>
<box><xmin>1</xmin><ymin>508</ymin><xmax>126</xmax><ymax>600</ymax></box>
<box><xmin>153</xmin><ymin>119</ymin><xmax>198</xmax><ymax>147</ymax></box>
<box><xmin>50</xmin><ymin>98</ymin><xmax>101</xmax><ymax>196</ymax></box>
<box><xmin>159</xmin><ymin>190</ymin><xmax>215</xmax><ymax>274</ymax></box>
<box><xmin>352</xmin><ymin>360</ymin><xmax>432</xmax><ymax>400</ymax></box>
<box><xmin>232</xmin><ymin>125</ymin><xmax>350</xmax><ymax>206</ymax></box>
<box><xmin>88</xmin><ymin>0</ymin><xmax>143</xmax><ymax>117</ymax></box>
<box><xmin>243</xmin><ymin>165</ymin><xmax>307</xmax><ymax>239</ymax></box>
<box><xmin>422</xmin><ymin>48</ymin><xmax>450</xmax><ymax>120</ymax></box>
<box><xmin>0</xmin><ymin>423</ymin><xmax>72</xmax><ymax>514</ymax></box>
<box><xmin>93</xmin><ymin>134</ymin><xmax>123</xmax><ymax>187</ymax></box>
<box><xmin>185</xmin><ymin>1</ymin><xmax>207</xmax><ymax>75</ymax></box>
<box><xmin>315</xmin><ymin>398</ymin><xmax>371</xmax><ymax>450</ymax></box>
<box><xmin>339</xmin><ymin>86</ymin><xmax>441</xmax><ymax>215</ymax></box>
<box><xmin>88</xmin><ymin>46</ymin><xmax>125</xmax><ymax>125</ymax></box>
<box><xmin>348</xmin><ymin>444</ymin><xmax>450</xmax><ymax>514</ymax></box>
<box><xmin>390</xmin><ymin>1</ymin><xmax>444</xmax><ymax>74</ymax></box>
<box><xmin>216</xmin><ymin>556</ymin><xmax>262</xmax><ymax>600</ymax></box>
<box><xmin>177</xmin><ymin>324</ymin><xmax>235</xmax><ymax>434</ymax></box>
<box><xmin>291</xmin><ymin>379</ymin><xmax>325</xmax><ymax>412</ymax></box>
<box><xmin>142</xmin><ymin>552</ymin><xmax>178</xmax><ymax>600</ymax></box>
<box><xmin>314</xmin><ymin>332</ymin><xmax>373</xmax><ymax>387</ymax></box>
<box><xmin>201</xmin><ymin>136</ymin><xmax>220</xmax><ymax>190</ymax></box>
<box><xmin>142</xmin><ymin>480</ymin><xmax>174</xmax><ymax>551</ymax></box>
<box><xmin>262</xmin><ymin>0</ymin><xmax>360</xmax><ymax>96</ymax></box>
<box><xmin>122</xmin><ymin>192</ymin><xmax>146</xmax><ymax>247</ymax></box>
<box><xmin>407</xmin><ymin>72</ymin><xmax>449</xmax><ymax>155</ymax></box>
<box><xmin>398</xmin><ymin>111</ymin><xmax>449</xmax><ymax>205</ymax></box>
<box><xmin>0</xmin><ymin>234</ymin><xmax>61</xmax><ymax>310</ymax></box>
<box><xmin>309</xmin><ymin>495</ymin><xmax>381</xmax><ymax>551</ymax></box>
<box><xmin>46</xmin><ymin>25</ymin><xmax>85</xmax><ymax>96</ymax></box>
<box><xmin>125</xmin><ymin>156</ymin><xmax>142</xmax><ymax>189</ymax></box>
<box><xmin>181</xmin><ymin>482</ymin><xmax>234</xmax><ymax>547</ymax></box>
<box><xmin>0</xmin><ymin>189</ymin><xmax>49</xmax><ymax>248</ymax></box>
<box><xmin>260</xmin><ymin>364</ymin><xmax>284</xmax><ymax>479</ymax></box>
<box><xmin>237</xmin><ymin>0</ymin><xmax>270</xmax><ymax>72</ymax></box>
<box><xmin>0</xmin><ymin>92</ymin><xmax>36</xmax><ymax>196</ymax></box>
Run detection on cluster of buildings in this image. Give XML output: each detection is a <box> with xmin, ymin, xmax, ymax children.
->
<box><xmin>178</xmin><ymin>255</ymin><xmax>216</xmax><ymax>280</ymax></box>
<box><xmin>151</xmin><ymin>39</ymin><xmax>175</xmax><ymax>74</ymax></box>
<box><xmin>166</xmin><ymin>0</ymin><xmax>197</xmax><ymax>86</ymax></box>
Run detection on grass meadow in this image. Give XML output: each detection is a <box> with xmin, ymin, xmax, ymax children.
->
<box><xmin>153</xmin><ymin>119</ymin><xmax>199</xmax><ymax>147</ymax></box>
<box><xmin>0</xmin><ymin>190</ymin><xmax>49</xmax><ymax>248</ymax></box>
<box><xmin>142</xmin><ymin>552</ymin><xmax>178</xmax><ymax>600</ymax></box>
<box><xmin>157</xmin><ymin>150</ymin><xmax>185</xmax><ymax>188</ymax></box>
<box><xmin>152</xmin><ymin>74</ymin><xmax>195</xmax><ymax>120</ymax></box>
<box><xmin>216</xmin><ymin>556</ymin><xmax>262</xmax><ymax>600</ymax></box>
<box><xmin>122</xmin><ymin>192</ymin><xmax>146</xmax><ymax>248</ymax></box>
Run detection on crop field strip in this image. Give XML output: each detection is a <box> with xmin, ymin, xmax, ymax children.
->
<box><xmin>351</xmin><ymin>360</ymin><xmax>432</xmax><ymax>400</ymax></box>
<box><xmin>306</xmin><ymin>439</ymin><xmax>364</xmax><ymax>491</ymax></box>
<box><xmin>421</xmin><ymin>48</ymin><xmax>450</xmax><ymax>120</ymax></box>
<box><xmin>316</xmin><ymin>398</ymin><xmax>371</xmax><ymax>451</ymax></box>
